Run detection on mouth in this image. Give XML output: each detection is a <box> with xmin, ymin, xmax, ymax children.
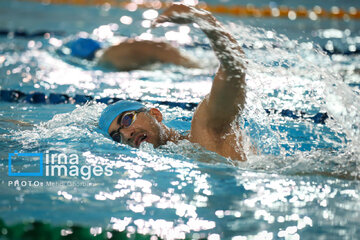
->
<box><xmin>134</xmin><ymin>133</ymin><xmax>148</xmax><ymax>148</ymax></box>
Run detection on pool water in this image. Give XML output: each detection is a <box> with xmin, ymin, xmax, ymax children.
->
<box><xmin>1</xmin><ymin>0</ymin><xmax>360</xmax><ymax>239</ymax></box>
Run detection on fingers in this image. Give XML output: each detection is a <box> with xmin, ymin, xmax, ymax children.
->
<box><xmin>155</xmin><ymin>15</ymin><xmax>170</xmax><ymax>24</ymax></box>
<box><xmin>152</xmin><ymin>3</ymin><xmax>195</xmax><ymax>27</ymax></box>
<box><xmin>151</xmin><ymin>15</ymin><xmax>170</xmax><ymax>28</ymax></box>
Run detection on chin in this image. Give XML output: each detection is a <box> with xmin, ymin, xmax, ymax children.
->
<box><xmin>152</xmin><ymin>143</ymin><xmax>161</xmax><ymax>148</ymax></box>
<box><xmin>143</xmin><ymin>133</ymin><xmax>163</xmax><ymax>148</ymax></box>
<box><xmin>151</xmin><ymin>139</ymin><xmax>163</xmax><ymax>148</ymax></box>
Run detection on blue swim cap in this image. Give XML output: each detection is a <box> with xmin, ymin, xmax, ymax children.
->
<box><xmin>69</xmin><ymin>38</ymin><xmax>101</xmax><ymax>59</ymax></box>
<box><xmin>99</xmin><ymin>100</ymin><xmax>145</xmax><ymax>133</ymax></box>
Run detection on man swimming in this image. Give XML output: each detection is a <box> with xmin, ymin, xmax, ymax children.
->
<box><xmin>99</xmin><ymin>3</ymin><xmax>247</xmax><ymax>161</ymax></box>
<box><xmin>66</xmin><ymin>36</ymin><xmax>199</xmax><ymax>71</ymax></box>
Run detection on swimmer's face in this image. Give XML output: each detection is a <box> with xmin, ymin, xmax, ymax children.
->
<box><xmin>108</xmin><ymin>108</ymin><xmax>166</xmax><ymax>148</ymax></box>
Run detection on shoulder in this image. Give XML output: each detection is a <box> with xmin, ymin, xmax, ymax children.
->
<box><xmin>190</xmin><ymin>97</ymin><xmax>222</xmax><ymax>144</ymax></box>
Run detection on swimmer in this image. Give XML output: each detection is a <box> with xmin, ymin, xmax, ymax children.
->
<box><xmin>99</xmin><ymin>3</ymin><xmax>247</xmax><ymax>161</ymax></box>
<box><xmin>66</xmin><ymin>37</ymin><xmax>200</xmax><ymax>71</ymax></box>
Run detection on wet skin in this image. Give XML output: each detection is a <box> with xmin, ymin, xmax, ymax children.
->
<box><xmin>108</xmin><ymin>4</ymin><xmax>247</xmax><ymax>161</ymax></box>
<box><xmin>108</xmin><ymin>108</ymin><xmax>167</xmax><ymax>148</ymax></box>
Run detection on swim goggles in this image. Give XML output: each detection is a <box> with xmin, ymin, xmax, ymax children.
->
<box><xmin>110</xmin><ymin>110</ymin><xmax>142</xmax><ymax>143</ymax></box>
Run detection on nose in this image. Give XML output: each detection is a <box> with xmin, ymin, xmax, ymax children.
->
<box><xmin>120</xmin><ymin>127</ymin><xmax>135</xmax><ymax>144</ymax></box>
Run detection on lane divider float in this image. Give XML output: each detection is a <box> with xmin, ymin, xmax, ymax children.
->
<box><xmin>19</xmin><ymin>0</ymin><xmax>360</xmax><ymax>20</ymax></box>
<box><xmin>0</xmin><ymin>89</ymin><xmax>329</xmax><ymax>124</ymax></box>
<box><xmin>1</xmin><ymin>28</ymin><xmax>359</xmax><ymax>55</ymax></box>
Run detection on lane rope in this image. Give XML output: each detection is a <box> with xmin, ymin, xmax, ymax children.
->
<box><xmin>19</xmin><ymin>0</ymin><xmax>360</xmax><ymax>20</ymax></box>
<box><xmin>0</xmin><ymin>89</ymin><xmax>329</xmax><ymax>124</ymax></box>
<box><xmin>0</xmin><ymin>29</ymin><xmax>65</xmax><ymax>38</ymax></box>
<box><xmin>1</xmin><ymin>28</ymin><xmax>359</xmax><ymax>56</ymax></box>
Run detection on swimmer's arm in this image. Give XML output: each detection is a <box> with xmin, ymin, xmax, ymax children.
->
<box><xmin>0</xmin><ymin>119</ymin><xmax>33</xmax><ymax>127</ymax></box>
<box><xmin>150</xmin><ymin>42</ymin><xmax>201</xmax><ymax>68</ymax></box>
<box><xmin>138</xmin><ymin>40</ymin><xmax>198</xmax><ymax>68</ymax></box>
<box><xmin>154</xmin><ymin>4</ymin><xmax>246</xmax><ymax>133</ymax></box>
<box><xmin>137</xmin><ymin>40</ymin><xmax>200</xmax><ymax>68</ymax></box>
<box><xmin>99</xmin><ymin>40</ymin><xmax>200</xmax><ymax>70</ymax></box>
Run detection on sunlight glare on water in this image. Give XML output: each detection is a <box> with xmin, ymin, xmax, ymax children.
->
<box><xmin>215</xmin><ymin>21</ymin><xmax>360</xmax><ymax>179</ymax></box>
<box><xmin>0</xmin><ymin>1</ymin><xmax>360</xmax><ymax>239</ymax></box>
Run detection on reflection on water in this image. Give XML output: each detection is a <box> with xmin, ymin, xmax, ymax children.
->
<box><xmin>0</xmin><ymin>1</ymin><xmax>360</xmax><ymax>239</ymax></box>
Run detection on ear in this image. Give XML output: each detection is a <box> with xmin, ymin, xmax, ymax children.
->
<box><xmin>148</xmin><ymin>108</ymin><xmax>163</xmax><ymax>122</ymax></box>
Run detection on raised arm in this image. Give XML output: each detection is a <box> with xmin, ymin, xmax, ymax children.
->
<box><xmin>154</xmin><ymin>4</ymin><xmax>246</xmax><ymax>133</ymax></box>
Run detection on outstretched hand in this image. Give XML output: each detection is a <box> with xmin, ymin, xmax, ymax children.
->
<box><xmin>152</xmin><ymin>3</ymin><xmax>202</xmax><ymax>26</ymax></box>
<box><xmin>152</xmin><ymin>3</ymin><xmax>247</xmax><ymax>160</ymax></box>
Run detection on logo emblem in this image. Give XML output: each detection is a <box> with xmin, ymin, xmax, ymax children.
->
<box><xmin>8</xmin><ymin>151</ymin><xmax>43</xmax><ymax>176</ymax></box>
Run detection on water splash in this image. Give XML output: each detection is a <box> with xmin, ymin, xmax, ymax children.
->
<box><xmin>1</xmin><ymin>3</ymin><xmax>360</xmax><ymax>238</ymax></box>
<box><xmin>218</xmin><ymin>22</ymin><xmax>360</xmax><ymax>179</ymax></box>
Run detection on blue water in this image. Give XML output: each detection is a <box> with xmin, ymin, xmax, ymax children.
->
<box><xmin>1</xmin><ymin>1</ymin><xmax>360</xmax><ymax>239</ymax></box>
